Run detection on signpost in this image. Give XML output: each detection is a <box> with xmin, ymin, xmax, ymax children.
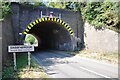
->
<box><xmin>8</xmin><ymin>45</ymin><xmax>34</xmax><ymax>70</ymax></box>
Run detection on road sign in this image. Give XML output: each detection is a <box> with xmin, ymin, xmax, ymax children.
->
<box><xmin>8</xmin><ymin>45</ymin><xmax>34</xmax><ymax>70</ymax></box>
<box><xmin>8</xmin><ymin>45</ymin><xmax>34</xmax><ymax>52</ymax></box>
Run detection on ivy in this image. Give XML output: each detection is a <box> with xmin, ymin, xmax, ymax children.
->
<box><xmin>1</xmin><ymin>1</ymin><xmax>120</xmax><ymax>32</ymax></box>
<box><xmin>79</xmin><ymin>1</ymin><xmax>120</xmax><ymax>32</ymax></box>
<box><xmin>1</xmin><ymin>2</ymin><xmax>46</xmax><ymax>19</ymax></box>
<box><xmin>2</xmin><ymin>2</ymin><xmax>11</xmax><ymax>18</ymax></box>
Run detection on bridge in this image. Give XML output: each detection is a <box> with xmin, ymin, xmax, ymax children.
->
<box><xmin>1</xmin><ymin>3</ymin><xmax>118</xmax><ymax>79</ymax></box>
<box><xmin>10</xmin><ymin>2</ymin><xmax>84</xmax><ymax>51</ymax></box>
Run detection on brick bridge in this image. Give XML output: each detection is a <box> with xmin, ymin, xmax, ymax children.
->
<box><xmin>10</xmin><ymin>3</ymin><xmax>84</xmax><ymax>51</ymax></box>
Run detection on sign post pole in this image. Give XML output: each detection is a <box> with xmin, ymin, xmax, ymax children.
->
<box><xmin>13</xmin><ymin>52</ymin><xmax>16</xmax><ymax>71</ymax></box>
<box><xmin>28</xmin><ymin>52</ymin><xmax>31</xmax><ymax>69</ymax></box>
<box><xmin>8</xmin><ymin>45</ymin><xmax>34</xmax><ymax>71</ymax></box>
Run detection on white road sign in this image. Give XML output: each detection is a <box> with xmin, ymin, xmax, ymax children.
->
<box><xmin>8</xmin><ymin>45</ymin><xmax>34</xmax><ymax>52</ymax></box>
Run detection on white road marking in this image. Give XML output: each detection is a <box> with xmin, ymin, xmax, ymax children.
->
<box><xmin>78</xmin><ymin>66</ymin><xmax>111</xmax><ymax>78</ymax></box>
<box><xmin>76</xmin><ymin>56</ymin><xmax>118</xmax><ymax>68</ymax></box>
<box><xmin>32</xmin><ymin>52</ymin><xmax>117</xmax><ymax>79</ymax></box>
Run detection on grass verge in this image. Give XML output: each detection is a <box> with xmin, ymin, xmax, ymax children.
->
<box><xmin>2</xmin><ymin>53</ymin><xmax>48</xmax><ymax>79</ymax></box>
<box><xmin>76</xmin><ymin>50</ymin><xmax>118</xmax><ymax>64</ymax></box>
<box><xmin>64</xmin><ymin>49</ymin><xmax>118</xmax><ymax>64</ymax></box>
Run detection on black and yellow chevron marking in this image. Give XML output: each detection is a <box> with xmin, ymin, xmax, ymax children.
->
<box><xmin>24</xmin><ymin>17</ymin><xmax>74</xmax><ymax>36</ymax></box>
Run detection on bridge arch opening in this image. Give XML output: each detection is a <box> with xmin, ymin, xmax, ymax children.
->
<box><xmin>23</xmin><ymin>17</ymin><xmax>74</xmax><ymax>51</ymax></box>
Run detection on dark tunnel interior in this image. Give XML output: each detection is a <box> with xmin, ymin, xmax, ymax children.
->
<box><xmin>27</xmin><ymin>21</ymin><xmax>72</xmax><ymax>50</ymax></box>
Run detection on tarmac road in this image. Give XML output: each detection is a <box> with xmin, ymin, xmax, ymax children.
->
<box><xmin>32</xmin><ymin>50</ymin><xmax>118</xmax><ymax>79</ymax></box>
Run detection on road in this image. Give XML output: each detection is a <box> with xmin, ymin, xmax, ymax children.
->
<box><xmin>32</xmin><ymin>50</ymin><xmax>118</xmax><ymax>78</ymax></box>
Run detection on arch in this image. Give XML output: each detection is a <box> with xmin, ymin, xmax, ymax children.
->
<box><xmin>23</xmin><ymin>17</ymin><xmax>74</xmax><ymax>36</ymax></box>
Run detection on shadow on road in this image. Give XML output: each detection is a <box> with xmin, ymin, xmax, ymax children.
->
<box><xmin>32</xmin><ymin>50</ymin><xmax>75</xmax><ymax>67</ymax></box>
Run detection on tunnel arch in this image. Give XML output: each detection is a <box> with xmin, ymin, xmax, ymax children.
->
<box><xmin>23</xmin><ymin>17</ymin><xmax>74</xmax><ymax>36</ymax></box>
<box><xmin>23</xmin><ymin>17</ymin><xmax>74</xmax><ymax>51</ymax></box>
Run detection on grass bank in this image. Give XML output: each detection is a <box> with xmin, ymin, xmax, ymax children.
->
<box><xmin>2</xmin><ymin>53</ymin><xmax>48</xmax><ymax>79</ymax></box>
<box><xmin>64</xmin><ymin>49</ymin><xmax>118</xmax><ymax>64</ymax></box>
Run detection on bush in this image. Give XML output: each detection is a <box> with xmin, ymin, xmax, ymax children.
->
<box><xmin>79</xmin><ymin>1</ymin><xmax>120</xmax><ymax>32</ymax></box>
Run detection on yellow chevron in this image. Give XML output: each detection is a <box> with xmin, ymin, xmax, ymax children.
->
<box><xmin>57</xmin><ymin>19</ymin><xmax>60</xmax><ymax>22</ymax></box>
<box><xmin>68</xmin><ymin>28</ymin><xmax>71</xmax><ymax>31</ymax></box>
<box><xmin>24</xmin><ymin>32</ymin><xmax>27</xmax><ymax>34</ymax></box>
<box><xmin>41</xmin><ymin>18</ymin><xmax>44</xmax><ymax>21</ymax></box>
<box><xmin>24</xmin><ymin>18</ymin><xmax>74</xmax><ymax>36</ymax></box>
<box><xmin>30</xmin><ymin>23</ymin><xmax>33</xmax><ymax>27</ymax></box>
<box><xmin>64</xmin><ymin>24</ymin><xmax>67</xmax><ymax>26</ymax></box>
<box><xmin>70</xmin><ymin>30</ymin><xmax>73</xmax><ymax>33</ymax></box>
<box><xmin>38</xmin><ymin>19</ymin><xmax>41</xmax><ymax>22</ymax></box>
<box><xmin>51</xmin><ymin>18</ymin><xmax>53</xmax><ymax>21</ymax></box>
<box><xmin>62</xmin><ymin>22</ymin><xmax>65</xmax><ymax>25</ymax></box>
<box><xmin>66</xmin><ymin>25</ymin><xmax>69</xmax><ymax>29</ymax></box>
<box><xmin>35</xmin><ymin>20</ymin><xmax>39</xmax><ymax>23</ymax></box>
<box><xmin>28</xmin><ymin>26</ymin><xmax>31</xmax><ymax>29</ymax></box>
<box><xmin>48</xmin><ymin>18</ymin><xmax>50</xmax><ymax>21</ymax></box>
<box><xmin>45</xmin><ymin>17</ymin><xmax>47</xmax><ymax>21</ymax></box>
<box><xmin>54</xmin><ymin>18</ymin><xmax>57</xmax><ymax>22</ymax></box>
<box><xmin>71</xmin><ymin>33</ymin><xmax>74</xmax><ymax>36</ymax></box>
<box><xmin>26</xmin><ymin>29</ymin><xmax>29</xmax><ymax>32</ymax></box>
<box><xmin>59</xmin><ymin>20</ymin><xmax>62</xmax><ymax>23</ymax></box>
<box><xmin>33</xmin><ymin>22</ymin><xmax>36</xmax><ymax>25</ymax></box>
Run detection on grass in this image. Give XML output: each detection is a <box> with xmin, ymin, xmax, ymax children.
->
<box><xmin>2</xmin><ymin>53</ymin><xmax>48</xmax><ymax>79</ymax></box>
<box><xmin>63</xmin><ymin>49</ymin><xmax>118</xmax><ymax>64</ymax></box>
<box><xmin>75</xmin><ymin>49</ymin><xmax>118</xmax><ymax>64</ymax></box>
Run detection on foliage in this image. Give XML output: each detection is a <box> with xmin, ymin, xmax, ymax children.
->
<box><xmin>1</xmin><ymin>2</ymin><xmax>11</xmax><ymax>18</ymax></box>
<box><xmin>20</xmin><ymin>2</ymin><xmax>46</xmax><ymax>8</ymax></box>
<box><xmin>32</xmin><ymin>2</ymin><xmax>46</xmax><ymax>7</ymax></box>
<box><xmin>78</xmin><ymin>1</ymin><xmax>120</xmax><ymax>32</ymax></box>
<box><xmin>2</xmin><ymin>54</ymin><xmax>48</xmax><ymax>78</ymax></box>
<box><xmin>48</xmin><ymin>2</ymin><xmax>65</xmax><ymax>9</ymax></box>
<box><xmin>1</xmin><ymin>2</ymin><xmax>46</xmax><ymax>19</ymax></box>
<box><xmin>48</xmin><ymin>2</ymin><xmax>76</xmax><ymax>10</ymax></box>
<box><xmin>48</xmin><ymin>1</ymin><xmax>120</xmax><ymax>32</ymax></box>
<box><xmin>77</xmin><ymin>49</ymin><xmax>118</xmax><ymax>64</ymax></box>
<box><xmin>1</xmin><ymin>1</ymin><xmax>119</xmax><ymax>32</ymax></box>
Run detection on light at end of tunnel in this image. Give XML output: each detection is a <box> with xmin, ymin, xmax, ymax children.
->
<box><xmin>24</xmin><ymin>34</ymin><xmax>38</xmax><ymax>47</ymax></box>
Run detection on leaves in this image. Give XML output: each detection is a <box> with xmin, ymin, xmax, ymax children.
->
<box><xmin>48</xmin><ymin>2</ymin><xmax>66</xmax><ymax>9</ymax></box>
<box><xmin>2</xmin><ymin>2</ymin><xmax>11</xmax><ymax>18</ymax></box>
<box><xmin>79</xmin><ymin>1</ymin><xmax>120</xmax><ymax>32</ymax></box>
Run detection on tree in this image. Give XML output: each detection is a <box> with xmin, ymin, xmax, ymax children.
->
<box><xmin>1</xmin><ymin>2</ymin><xmax>11</xmax><ymax>18</ymax></box>
<box><xmin>48</xmin><ymin>2</ymin><xmax>66</xmax><ymax>9</ymax></box>
<box><xmin>78</xmin><ymin>1</ymin><xmax>120</xmax><ymax>32</ymax></box>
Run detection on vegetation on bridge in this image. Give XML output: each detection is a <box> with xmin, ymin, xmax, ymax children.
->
<box><xmin>48</xmin><ymin>1</ymin><xmax>120</xmax><ymax>32</ymax></box>
<box><xmin>78</xmin><ymin>1</ymin><xmax>120</xmax><ymax>32</ymax></box>
<box><xmin>1</xmin><ymin>1</ymin><xmax>119</xmax><ymax>32</ymax></box>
